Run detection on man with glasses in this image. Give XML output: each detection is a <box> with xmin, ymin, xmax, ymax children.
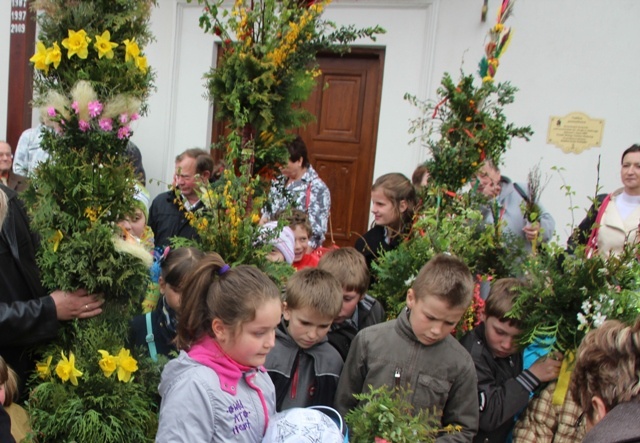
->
<box><xmin>0</xmin><ymin>142</ymin><xmax>27</xmax><ymax>192</ymax></box>
<box><xmin>148</xmin><ymin>148</ymin><xmax>213</xmax><ymax>248</ymax></box>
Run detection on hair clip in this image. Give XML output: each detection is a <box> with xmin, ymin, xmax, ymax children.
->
<box><xmin>159</xmin><ymin>246</ymin><xmax>170</xmax><ymax>264</ymax></box>
<box><xmin>218</xmin><ymin>264</ymin><xmax>230</xmax><ymax>275</ymax></box>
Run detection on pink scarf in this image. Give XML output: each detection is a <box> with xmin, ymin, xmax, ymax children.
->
<box><xmin>188</xmin><ymin>336</ymin><xmax>270</xmax><ymax>433</ymax></box>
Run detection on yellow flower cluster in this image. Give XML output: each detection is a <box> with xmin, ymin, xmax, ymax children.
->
<box><xmin>266</xmin><ymin>1</ymin><xmax>330</xmax><ymax>68</ymax></box>
<box><xmin>98</xmin><ymin>348</ymin><xmax>139</xmax><ymax>382</ymax></box>
<box><xmin>223</xmin><ymin>179</ymin><xmax>241</xmax><ymax>246</ymax></box>
<box><xmin>30</xmin><ymin>29</ymin><xmax>148</xmax><ymax>74</ymax></box>
<box><xmin>37</xmin><ymin>351</ymin><xmax>84</xmax><ymax>386</ymax></box>
<box><xmin>84</xmin><ymin>206</ymin><xmax>101</xmax><ymax>223</ymax></box>
<box><xmin>35</xmin><ymin>348</ymin><xmax>138</xmax><ymax>385</ymax></box>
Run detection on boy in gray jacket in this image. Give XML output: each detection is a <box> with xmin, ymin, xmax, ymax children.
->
<box><xmin>335</xmin><ymin>253</ymin><xmax>479</xmax><ymax>443</ymax></box>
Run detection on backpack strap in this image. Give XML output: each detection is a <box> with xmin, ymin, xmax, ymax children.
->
<box><xmin>145</xmin><ymin>312</ymin><xmax>158</xmax><ymax>362</ymax></box>
<box><xmin>585</xmin><ymin>193</ymin><xmax>612</xmax><ymax>258</ymax></box>
<box><xmin>513</xmin><ymin>182</ymin><xmax>531</xmax><ymax>204</ymax></box>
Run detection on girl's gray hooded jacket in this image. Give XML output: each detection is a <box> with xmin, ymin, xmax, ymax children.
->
<box><xmin>156</xmin><ymin>350</ymin><xmax>276</xmax><ymax>443</ymax></box>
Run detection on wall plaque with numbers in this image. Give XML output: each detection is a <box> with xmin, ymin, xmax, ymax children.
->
<box><xmin>6</xmin><ymin>0</ymin><xmax>35</xmax><ymax>151</ymax></box>
<box><xmin>547</xmin><ymin>112</ymin><xmax>605</xmax><ymax>154</ymax></box>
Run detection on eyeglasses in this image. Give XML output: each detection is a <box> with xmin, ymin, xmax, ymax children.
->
<box><xmin>0</xmin><ymin>153</ymin><xmax>12</xmax><ymax>158</ymax></box>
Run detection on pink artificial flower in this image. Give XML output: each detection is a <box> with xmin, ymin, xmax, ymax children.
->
<box><xmin>117</xmin><ymin>126</ymin><xmax>131</xmax><ymax>140</ymax></box>
<box><xmin>130</xmin><ymin>113</ymin><xmax>139</xmax><ymax>121</ymax></box>
<box><xmin>78</xmin><ymin>120</ymin><xmax>90</xmax><ymax>132</ymax></box>
<box><xmin>99</xmin><ymin>118</ymin><xmax>113</xmax><ymax>131</ymax></box>
<box><xmin>375</xmin><ymin>438</ymin><xmax>389</xmax><ymax>443</ymax></box>
<box><xmin>71</xmin><ymin>101</ymin><xmax>79</xmax><ymax>114</ymax></box>
<box><xmin>119</xmin><ymin>113</ymin><xmax>129</xmax><ymax>124</ymax></box>
<box><xmin>47</xmin><ymin>107</ymin><xmax>56</xmax><ymax>117</ymax></box>
<box><xmin>88</xmin><ymin>100</ymin><xmax>103</xmax><ymax>118</ymax></box>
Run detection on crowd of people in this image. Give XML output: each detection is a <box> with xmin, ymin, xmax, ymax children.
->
<box><xmin>1</xmin><ymin>130</ymin><xmax>640</xmax><ymax>443</ymax></box>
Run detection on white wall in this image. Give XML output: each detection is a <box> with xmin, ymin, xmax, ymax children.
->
<box><xmin>431</xmin><ymin>0</ymin><xmax>640</xmax><ymax>242</ymax></box>
<box><xmin>3</xmin><ymin>0</ymin><xmax>640</xmax><ymax>244</ymax></box>
<box><xmin>133</xmin><ymin>1</ymin><xmax>216</xmax><ymax>196</ymax></box>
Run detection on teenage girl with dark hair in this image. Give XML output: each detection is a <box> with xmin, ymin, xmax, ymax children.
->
<box><xmin>355</xmin><ymin>173</ymin><xmax>417</xmax><ymax>273</ymax></box>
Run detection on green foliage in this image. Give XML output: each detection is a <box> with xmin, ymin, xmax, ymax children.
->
<box><xmin>507</xmin><ymin>242</ymin><xmax>640</xmax><ymax>352</ymax></box>
<box><xmin>23</xmin><ymin>1</ymin><xmax>160</xmax><ymax>440</ymax></box>
<box><xmin>190</xmin><ymin>0</ymin><xmax>383</xmax><ymax>169</ymax></box>
<box><xmin>406</xmin><ymin>72</ymin><xmax>532</xmax><ymax>192</ymax></box>
<box><xmin>371</xmin><ymin>189</ymin><xmax>522</xmax><ymax>317</ymax></box>
<box><xmin>26</xmin><ymin>303</ymin><xmax>162</xmax><ymax>442</ymax></box>
<box><xmin>170</xmin><ymin>168</ymin><xmax>294</xmax><ymax>286</ymax></box>
<box><xmin>345</xmin><ymin>385</ymin><xmax>443</xmax><ymax>443</ymax></box>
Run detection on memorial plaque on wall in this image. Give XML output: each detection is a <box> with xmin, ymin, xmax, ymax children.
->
<box><xmin>6</xmin><ymin>0</ymin><xmax>36</xmax><ymax>151</ymax></box>
<box><xmin>547</xmin><ymin>112</ymin><xmax>604</xmax><ymax>154</ymax></box>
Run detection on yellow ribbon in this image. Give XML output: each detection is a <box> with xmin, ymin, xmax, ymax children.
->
<box><xmin>552</xmin><ymin>350</ymin><xmax>575</xmax><ymax>405</ymax></box>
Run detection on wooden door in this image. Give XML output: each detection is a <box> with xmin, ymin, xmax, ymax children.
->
<box><xmin>298</xmin><ymin>49</ymin><xmax>385</xmax><ymax>247</ymax></box>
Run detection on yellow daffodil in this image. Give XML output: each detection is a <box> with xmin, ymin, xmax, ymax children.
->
<box><xmin>36</xmin><ymin>355</ymin><xmax>53</xmax><ymax>380</ymax></box>
<box><xmin>30</xmin><ymin>41</ymin><xmax>49</xmax><ymax>73</ymax></box>
<box><xmin>61</xmin><ymin>29</ymin><xmax>91</xmax><ymax>59</ymax></box>
<box><xmin>45</xmin><ymin>42</ymin><xmax>62</xmax><ymax>69</ymax></box>
<box><xmin>135</xmin><ymin>55</ymin><xmax>148</xmax><ymax>73</ymax></box>
<box><xmin>251</xmin><ymin>213</ymin><xmax>261</xmax><ymax>224</ymax></box>
<box><xmin>55</xmin><ymin>351</ymin><xmax>83</xmax><ymax>386</ymax></box>
<box><xmin>94</xmin><ymin>31</ymin><xmax>118</xmax><ymax>59</ymax></box>
<box><xmin>122</xmin><ymin>38</ymin><xmax>141</xmax><ymax>62</ymax></box>
<box><xmin>84</xmin><ymin>207</ymin><xmax>99</xmax><ymax>223</ymax></box>
<box><xmin>49</xmin><ymin>229</ymin><xmax>63</xmax><ymax>252</ymax></box>
<box><xmin>97</xmin><ymin>350</ymin><xmax>118</xmax><ymax>378</ymax></box>
<box><xmin>115</xmin><ymin>348</ymin><xmax>138</xmax><ymax>383</ymax></box>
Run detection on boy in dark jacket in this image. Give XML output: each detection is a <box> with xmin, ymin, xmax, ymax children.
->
<box><xmin>460</xmin><ymin>278</ymin><xmax>562</xmax><ymax>443</ymax></box>
<box><xmin>335</xmin><ymin>254</ymin><xmax>479</xmax><ymax>443</ymax></box>
<box><xmin>317</xmin><ymin>247</ymin><xmax>385</xmax><ymax>361</ymax></box>
<box><xmin>265</xmin><ymin>268</ymin><xmax>343</xmax><ymax>411</ymax></box>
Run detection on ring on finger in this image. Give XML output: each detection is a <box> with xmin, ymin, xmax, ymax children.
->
<box><xmin>85</xmin><ymin>304</ymin><xmax>89</xmax><ymax>311</ymax></box>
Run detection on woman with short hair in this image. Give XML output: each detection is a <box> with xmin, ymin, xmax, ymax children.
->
<box><xmin>570</xmin><ymin>318</ymin><xmax>640</xmax><ymax>442</ymax></box>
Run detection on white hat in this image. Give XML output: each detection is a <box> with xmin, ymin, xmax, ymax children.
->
<box><xmin>262</xmin><ymin>408</ymin><xmax>344</xmax><ymax>443</ymax></box>
<box><xmin>261</xmin><ymin>221</ymin><xmax>295</xmax><ymax>264</ymax></box>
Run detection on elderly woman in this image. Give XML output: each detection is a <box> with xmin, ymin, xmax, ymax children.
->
<box><xmin>570</xmin><ymin>318</ymin><xmax>640</xmax><ymax>442</ymax></box>
<box><xmin>569</xmin><ymin>144</ymin><xmax>640</xmax><ymax>256</ymax></box>
<box><xmin>0</xmin><ymin>185</ymin><xmax>102</xmax><ymax>398</ymax></box>
<box><xmin>261</xmin><ymin>136</ymin><xmax>331</xmax><ymax>249</ymax></box>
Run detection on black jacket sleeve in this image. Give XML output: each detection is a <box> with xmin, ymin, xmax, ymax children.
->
<box><xmin>0</xmin><ymin>296</ymin><xmax>59</xmax><ymax>347</ymax></box>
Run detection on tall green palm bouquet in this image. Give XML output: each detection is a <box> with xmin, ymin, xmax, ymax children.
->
<box><xmin>24</xmin><ymin>1</ymin><xmax>160</xmax><ymax>441</ymax></box>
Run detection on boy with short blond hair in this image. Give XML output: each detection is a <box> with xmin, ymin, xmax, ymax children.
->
<box><xmin>317</xmin><ymin>247</ymin><xmax>385</xmax><ymax>360</ymax></box>
<box><xmin>335</xmin><ymin>253</ymin><xmax>479</xmax><ymax>443</ymax></box>
<box><xmin>265</xmin><ymin>268</ymin><xmax>344</xmax><ymax>410</ymax></box>
<box><xmin>460</xmin><ymin>278</ymin><xmax>562</xmax><ymax>443</ymax></box>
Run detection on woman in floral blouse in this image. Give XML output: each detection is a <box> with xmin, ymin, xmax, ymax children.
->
<box><xmin>261</xmin><ymin>136</ymin><xmax>331</xmax><ymax>249</ymax></box>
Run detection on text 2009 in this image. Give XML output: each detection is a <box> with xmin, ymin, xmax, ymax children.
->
<box><xmin>10</xmin><ymin>23</ymin><xmax>26</xmax><ymax>34</ymax></box>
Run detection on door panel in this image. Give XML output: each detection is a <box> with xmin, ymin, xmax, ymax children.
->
<box><xmin>299</xmin><ymin>49</ymin><xmax>384</xmax><ymax>247</ymax></box>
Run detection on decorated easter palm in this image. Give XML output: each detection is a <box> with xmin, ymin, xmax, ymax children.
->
<box><xmin>23</xmin><ymin>1</ymin><xmax>160</xmax><ymax>441</ymax></box>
